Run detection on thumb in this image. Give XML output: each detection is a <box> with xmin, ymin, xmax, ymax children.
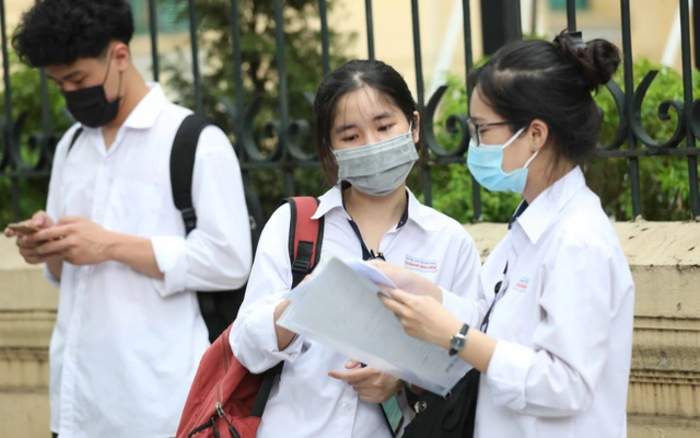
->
<box><xmin>57</xmin><ymin>216</ymin><xmax>81</xmax><ymax>226</ymax></box>
<box><xmin>345</xmin><ymin>359</ymin><xmax>361</xmax><ymax>369</ymax></box>
<box><xmin>32</xmin><ymin>211</ymin><xmax>49</xmax><ymax>227</ymax></box>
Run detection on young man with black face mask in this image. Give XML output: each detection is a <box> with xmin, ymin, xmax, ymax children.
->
<box><xmin>4</xmin><ymin>1</ymin><xmax>252</xmax><ymax>437</ymax></box>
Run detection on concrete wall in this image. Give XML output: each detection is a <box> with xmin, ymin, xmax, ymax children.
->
<box><xmin>2</xmin><ymin>221</ymin><xmax>700</xmax><ymax>436</ymax></box>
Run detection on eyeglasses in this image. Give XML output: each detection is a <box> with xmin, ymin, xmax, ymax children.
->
<box><xmin>466</xmin><ymin>117</ymin><xmax>513</xmax><ymax>147</ymax></box>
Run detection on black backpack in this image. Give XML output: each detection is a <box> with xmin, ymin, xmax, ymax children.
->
<box><xmin>67</xmin><ymin>114</ymin><xmax>265</xmax><ymax>343</ymax></box>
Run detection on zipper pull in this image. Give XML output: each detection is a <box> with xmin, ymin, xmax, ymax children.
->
<box><xmin>216</xmin><ymin>402</ymin><xmax>225</xmax><ymax>418</ymax></box>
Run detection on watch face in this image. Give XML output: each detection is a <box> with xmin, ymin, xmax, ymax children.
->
<box><xmin>451</xmin><ymin>334</ymin><xmax>466</xmax><ymax>351</ymax></box>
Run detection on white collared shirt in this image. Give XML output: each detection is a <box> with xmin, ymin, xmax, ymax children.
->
<box><xmin>451</xmin><ymin>167</ymin><xmax>635</xmax><ymax>438</ymax></box>
<box><xmin>44</xmin><ymin>83</ymin><xmax>252</xmax><ymax>438</ymax></box>
<box><xmin>230</xmin><ymin>186</ymin><xmax>481</xmax><ymax>438</ymax></box>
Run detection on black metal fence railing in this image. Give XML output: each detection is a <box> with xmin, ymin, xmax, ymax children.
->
<box><xmin>0</xmin><ymin>0</ymin><xmax>698</xmax><ymax>223</ymax></box>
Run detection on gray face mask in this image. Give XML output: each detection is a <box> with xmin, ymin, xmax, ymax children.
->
<box><xmin>333</xmin><ymin>125</ymin><xmax>418</xmax><ymax>196</ymax></box>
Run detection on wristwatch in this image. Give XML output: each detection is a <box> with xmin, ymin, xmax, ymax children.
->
<box><xmin>449</xmin><ymin>324</ymin><xmax>470</xmax><ymax>356</ymax></box>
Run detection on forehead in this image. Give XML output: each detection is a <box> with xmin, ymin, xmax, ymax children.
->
<box><xmin>469</xmin><ymin>86</ymin><xmax>499</xmax><ymax>121</ymax></box>
<box><xmin>332</xmin><ymin>86</ymin><xmax>398</xmax><ymax>125</ymax></box>
<box><xmin>45</xmin><ymin>58</ymin><xmax>103</xmax><ymax>81</ymax></box>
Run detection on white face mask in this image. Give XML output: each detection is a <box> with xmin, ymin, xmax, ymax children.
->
<box><xmin>332</xmin><ymin>124</ymin><xmax>418</xmax><ymax>196</ymax></box>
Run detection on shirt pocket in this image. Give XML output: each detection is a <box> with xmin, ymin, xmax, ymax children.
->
<box><xmin>103</xmin><ymin>176</ymin><xmax>164</xmax><ymax>237</ymax></box>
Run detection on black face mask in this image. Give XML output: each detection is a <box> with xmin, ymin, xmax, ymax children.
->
<box><xmin>62</xmin><ymin>56</ymin><xmax>122</xmax><ymax>128</ymax></box>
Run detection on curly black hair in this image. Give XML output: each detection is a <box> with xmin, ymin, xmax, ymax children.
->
<box><xmin>12</xmin><ymin>0</ymin><xmax>134</xmax><ymax>67</ymax></box>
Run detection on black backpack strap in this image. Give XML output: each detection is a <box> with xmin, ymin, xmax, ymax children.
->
<box><xmin>170</xmin><ymin>114</ymin><xmax>212</xmax><ymax>234</ymax></box>
<box><xmin>249</xmin><ymin>197</ymin><xmax>325</xmax><ymax>419</ymax></box>
<box><xmin>67</xmin><ymin>126</ymin><xmax>83</xmax><ymax>153</ymax></box>
<box><xmin>170</xmin><ymin>114</ymin><xmax>224</xmax><ymax>342</ymax></box>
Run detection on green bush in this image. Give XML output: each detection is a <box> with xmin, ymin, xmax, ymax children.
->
<box><xmin>1</xmin><ymin>37</ymin><xmax>697</xmax><ymax>226</ymax></box>
<box><xmin>0</xmin><ymin>53</ymin><xmax>73</xmax><ymax>227</ymax></box>
<box><xmin>424</xmin><ymin>59</ymin><xmax>700</xmax><ymax>223</ymax></box>
<box><xmin>161</xmin><ymin>0</ymin><xmax>355</xmax><ymax>219</ymax></box>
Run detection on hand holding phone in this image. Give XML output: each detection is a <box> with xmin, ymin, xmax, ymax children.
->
<box><xmin>6</xmin><ymin>223</ymin><xmax>40</xmax><ymax>235</ymax></box>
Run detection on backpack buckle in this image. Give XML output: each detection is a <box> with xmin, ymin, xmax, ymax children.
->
<box><xmin>181</xmin><ymin>207</ymin><xmax>197</xmax><ymax>231</ymax></box>
<box><xmin>291</xmin><ymin>259</ymin><xmax>311</xmax><ymax>276</ymax></box>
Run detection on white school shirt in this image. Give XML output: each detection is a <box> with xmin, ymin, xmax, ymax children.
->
<box><xmin>230</xmin><ymin>186</ymin><xmax>481</xmax><ymax>438</ymax></box>
<box><xmin>451</xmin><ymin>167</ymin><xmax>635</xmax><ymax>438</ymax></box>
<box><xmin>44</xmin><ymin>83</ymin><xmax>252</xmax><ymax>438</ymax></box>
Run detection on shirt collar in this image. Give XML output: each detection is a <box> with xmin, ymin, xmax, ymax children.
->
<box><xmin>513</xmin><ymin>166</ymin><xmax>586</xmax><ymax>245</ymax></box>
<box><xmin>311</xmin><ymin>186</ymin><xmax>438</xmax><ymax>232</ymax></box>
<box><xmin>122</xmin><ymin>82</ymin><xmax>168</xmax><ymax>129</ymax></box>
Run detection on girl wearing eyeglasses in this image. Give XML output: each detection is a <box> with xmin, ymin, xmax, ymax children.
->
<box><xmin>374</xmin><ymin>32</ymin><xmax>635</xmax><ymax>438</ymax></box>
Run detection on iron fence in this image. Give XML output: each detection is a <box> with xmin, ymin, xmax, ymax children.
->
<box><xmin>0</xmin><ymin>0</ymin><xmax>699</xmax><ymax>223</ymax></box>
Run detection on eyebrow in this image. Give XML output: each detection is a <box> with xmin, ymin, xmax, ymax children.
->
<box><xmin>333</xmin><ymin>111</ymin><xmax>395</xmax><ymax>135</ymax></box>
<box><xmin>47</xmin><ymin>70</ymin><xmax>84</xmax><ymax>82</ymax></box>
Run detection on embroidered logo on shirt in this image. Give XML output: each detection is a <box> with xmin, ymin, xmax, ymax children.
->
<box><xmin>405</xmin><ymin>255</ymin><xmax>437</xmax><ymax>273</ymax></box>
<box><xmin>514</xmin><ymin>277</ymin><xmax>529</xmax><ymax>292</ymax></box>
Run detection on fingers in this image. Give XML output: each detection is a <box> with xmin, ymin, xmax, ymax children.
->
<box><xmin>379</xmin><ymin>294</ymin><xmax>400</xmax><ymax>312</ymax></box>
<box><xmin>16</xmin><ymin>236</ymin><xmax>40</xmax><ymax>249</ymax></box>
<box><xmin>57</xmin><ymin>216</ymin><xmax>82</xmax><ymax>226</ymax></box>
<box><xmin>367</xmin><ymin>259</ymin><xmax>388</xmax><ymax>269</ymax></box>
<box><xmin>358</xmin><ymin>393</ymin><xmax>392</xmax><ymax>404</ymax></box>
<box><xmin>328</xmin><ymin>367</ymin><xmax>375</xmax><ymax>383</ymax></box>
<box><xmin>20</xmin><ymin>251</ymin><xmax>56</xmax><ymax>265</ymax></box>
<box><xmin>384</xmin><ymin>286</ymin><xmax>413</xmax><ymax>303</ymax></box>
<box><xmin>4</xmin><ymin>228</ymin><xmax>17</xmax><ymax>238</ymax></box>
<box><xmin>31</xmin><ymin>211</ymin><xmax>51</xmax><ymax>227</ymax></box>
<box><xmin>31</xmin><ymin>224</ymin><xmax>71</xmax><ymax>243</ymax></box>
<box><xmin>345</xmin><ymin>359</ymin><xmax>362</xmax><ymax>369</ymax></box>
<box><xmin>35</xmin><ymin>238</ymin><xmax>72</xmax><ymax>256</ymax></box>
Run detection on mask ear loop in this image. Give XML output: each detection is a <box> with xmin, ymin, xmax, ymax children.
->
<box><xmin>102</xmin><ymin>50</ymin><xmax>124</xmax><ymax>103</ymax></box>
<box><xmin>501</xmin><ymin>126</ymin><xmax>526</xmax><ymax>150</ymax></box>
<box><xmin>523</xmin><ymin>148</ymin><xmax>539</xmax><ymax>169</ymax></box>
<box><xmin>101</xmin><ymin>51</ymin><xmax>115</xmax><ymax>85</ymax></box>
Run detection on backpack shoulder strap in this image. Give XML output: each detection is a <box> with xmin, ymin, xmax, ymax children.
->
<box><xmin>67</xmin><ymin>126</ymin><xmax>84</xmax><ymax>154</ymax></box>
<box><xmin>285</xmin><ymin>196</ymin><xmax>325</xmax><ymax>289</ymax></box>
<box><xmin>249</xmin><ymin>196</ymin><xmax>324</xmax><ymax>419</ymax></box>
<box><xmin>170</xmin><ymin>114</ymin><xmax>212</xmax><ymax>234</ymax></box>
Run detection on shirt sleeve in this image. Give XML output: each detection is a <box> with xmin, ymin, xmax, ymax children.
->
<box><xmin>440</xmin><ymin>228</ymin><xmax>485</xmax><ymax>326</ymax></box>
<box><xmin>42</xmin><ymin>124</ymin><xmax>81</xmax><ymax>288</ymax></box>
<box><xmin>151</xmin><ymin>126</ymin><xmax>252</xmax><ymax>296</ymax></box>
<box><xmin>485</xmin><ymin>237</ymin><xmax>614</xmax><ymax>417</ymax></box>
<box><xmin>229</xmin><ymin>203</ymin><xmax>306</xmax><ymax>373</ymax></box>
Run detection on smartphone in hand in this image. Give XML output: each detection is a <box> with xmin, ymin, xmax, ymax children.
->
<box><xmin>7</xmin><ymin>223</ymin><xmax>40</xmax><ymax>235</ymax></box>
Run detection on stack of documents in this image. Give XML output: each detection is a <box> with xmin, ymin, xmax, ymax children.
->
<box><xmin>277</xmin><ymin>257</ymin><xmax>470</xmax><ymax>396</ymax></box>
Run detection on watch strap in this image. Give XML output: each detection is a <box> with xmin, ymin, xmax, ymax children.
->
<box><xmin>449</xmin><ymin>323</ymin><xmax>470</xmax><ymax>356</ymax></box>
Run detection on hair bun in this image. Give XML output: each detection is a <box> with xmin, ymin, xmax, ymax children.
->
<box><xmin>553</xmin><ymin>32</ymin><xmax>621</xmax><ymax>91</ymax></box>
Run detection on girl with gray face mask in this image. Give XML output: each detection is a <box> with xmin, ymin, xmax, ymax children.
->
<box><xmin>229</xmin><ymin>59</ymin><xmax>482</xmax><ymax>438</ymax></box>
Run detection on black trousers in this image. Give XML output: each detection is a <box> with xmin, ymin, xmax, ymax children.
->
<box><xmin>51</xmin><ymin>434</ymin><xmax>57</xmax><ymax>438</ymax></box>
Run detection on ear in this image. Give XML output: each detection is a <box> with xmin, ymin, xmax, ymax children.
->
<box><xmin>112</xmin><ymin>42</ymin><xmax>131</xmax><ymax>72</ymax></box>
<box><xmin>411</xmin><ymin>110</ymin><xmax>421</xmax><ymax>144</ymax></box>
<box><xmin>527</xmin><ymin>119</ymin><xmax>549</xmax><ymax>152</ymax></box>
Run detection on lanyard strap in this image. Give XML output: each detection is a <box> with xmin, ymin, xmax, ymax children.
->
<box><xmin>480</xmin><ymin>262</ymin><xmax>509</xmax><ymax>333</ymax></box>
<box><xmin>347</xmin><ymin>218</ymin><xmax>385</xmax><ymax>261</ymax></box>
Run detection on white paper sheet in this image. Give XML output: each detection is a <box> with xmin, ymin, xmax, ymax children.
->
<box><xmin>277</xmin><ymin>257</ymin><xmax>469</xmax><ymax>396</ymax></box>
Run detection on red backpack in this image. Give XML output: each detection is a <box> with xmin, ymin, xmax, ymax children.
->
<box><xmin>176</xmin><ymin>197</ymin><xmax>324</xmax><ymax>438</ymax></box>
